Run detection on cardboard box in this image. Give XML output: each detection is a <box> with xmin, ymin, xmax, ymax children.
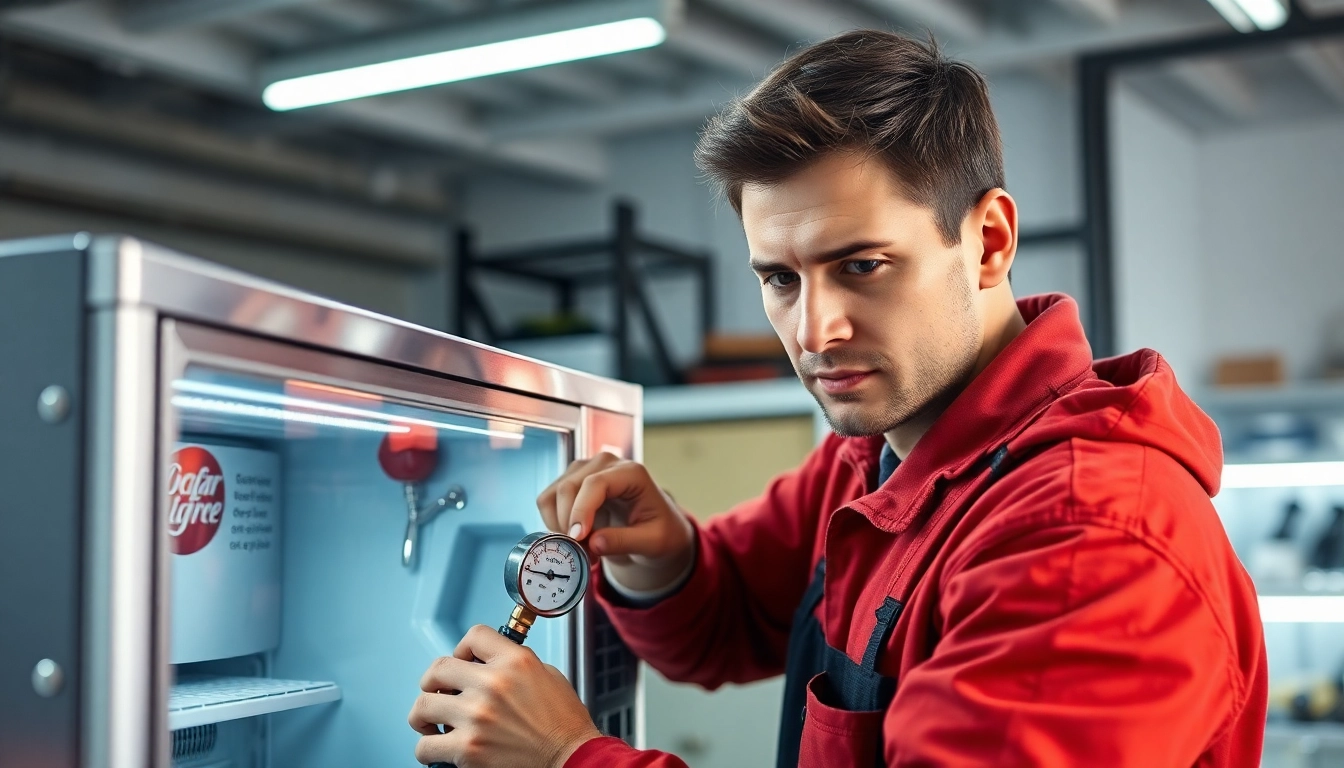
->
<box><xmin>1214</xmin><ymin>354</ymin><xmax>1285</xmax><ymax>387</ymax></box>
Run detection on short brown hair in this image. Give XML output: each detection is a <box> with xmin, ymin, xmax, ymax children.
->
<box><xmin>695</xmin><ymin>30</ymin><xmax>1004</xmax><ymax>245</ymax></box>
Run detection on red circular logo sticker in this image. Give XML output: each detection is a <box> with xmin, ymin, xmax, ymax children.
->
<box><xmin>166</xmin><ymin>446</ymin><xmax>226</xmax><ymax>555</ymax></box>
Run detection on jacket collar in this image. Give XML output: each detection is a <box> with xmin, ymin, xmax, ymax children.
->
<box><xmin>835</xmin><ymin>294</ymin><xmax>1096</xmax><ymax>533</ymax></box>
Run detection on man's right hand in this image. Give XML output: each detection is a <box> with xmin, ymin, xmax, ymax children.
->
<box><xmin>536</xmin><ymin>453</ymin><xmax>695</xmax><ymax>594</ymax></box>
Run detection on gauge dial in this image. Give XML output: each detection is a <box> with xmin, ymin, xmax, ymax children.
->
<box><xmin>504</xmin><ymin>532</ymin><xmax>589</xmax><ymax>618</ymax></box>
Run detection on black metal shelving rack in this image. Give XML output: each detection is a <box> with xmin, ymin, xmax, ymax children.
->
<box><xmin>454</xmin><ymin>200</ymin><xmax>714</xmax><ymax>385</ymax></box>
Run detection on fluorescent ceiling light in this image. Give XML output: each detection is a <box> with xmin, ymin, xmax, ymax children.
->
<box><xmin>1222</xmin><ymin>461</ymin><xmax>1344</xmax><ymax>489</ymax></box>
<box><xmin>1205</xmin><ymin>0</ymin><xmax>1289</xmax><ymax>32</ymax></box>
<box><xmin>173</xmin><ymin>380</ymin><xmax>524</xmax><ymax>440</ymax></box>
<box><xmin>1259</xmin><ymin>595</ymin><xmax>1344</xmax><ymax>623</ymax></box>
<box><xmin>263</xmin><ymin>16</ymin><xmax>666</xmax><ymax>111</ymax></box>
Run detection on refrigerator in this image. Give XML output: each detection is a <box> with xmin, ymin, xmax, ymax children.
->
<box><xmin>0</xmin><ymin>234</ymin><xmax>644</xmax><ymax>768</ymax></box>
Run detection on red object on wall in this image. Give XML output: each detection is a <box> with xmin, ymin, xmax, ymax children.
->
<box><xmin>377</xmin><ymin>425</ymin><xmax>439</xmax><ymax>482</ymax></box>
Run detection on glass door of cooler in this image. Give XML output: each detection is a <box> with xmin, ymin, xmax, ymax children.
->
<box><xmin>159</xmin><ymin>320</ymin><xmax>582</xmax><ymax>768</ymax></box>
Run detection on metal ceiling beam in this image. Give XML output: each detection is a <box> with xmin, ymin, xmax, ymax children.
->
<box><xmin>1299</xmin><ymin>0</ymin><xmax>1344</xmax><ymax>13</ymax></box>
<box><xmin>1288</xmin><ymin>40</ymin><xmax>1344</xmax><ymax>104</ymax></box>
<box><xmin>121</xmin><ymin>0</ymin><xmax>323</xmax><ymax>32</ymax></box>
<box><xmin>431</xmin><ymin>77</ymin><xmax>538</xmax><ymax>111</ymax></box>
<box><xmin>0</xmin><ymin>79</ymin><xmax>454</xmax><ymax>213</ymax></box>
<box><xmin>701</xmin><ymin>0</ymin><xmax>885</xmax><ymax>45</ymax></box>
<box><xmin>291</xmin><ymin>0</ymin><xmax>398</xmax><ymax>35</ymax></box>
<box><xmin>1</xmin><ymin>0</ymin><xmax>610</xmax><ymax>184</ymax></box>
<box><xmin>0</xmin><ymin>127</ymin><xmax>451</xmax><ymax>265</ymax></box>
<box><xmin>222</xmin><ymin>12</ymin><xmax>320</xmax><ymax>49</ymax></box>
<box><xmin>1168</xmin><ymin>57</ymin><xmax>1259</xmax><ymax>119</ymax></box>
<box><xmin>512</xmin><ymin>64</ymin><xmax>625</xmax><ymax>104</ymax></box>
<box><xmin>664</xmin><ymin>8</ymin><xmax>782</xmax><ymax>77</ymax></box>
<box><xmin>963</xmin><ymin>3</ymin><xmax>1225</xmax><ymax>72</ymax></box>
<box><xmin>1046</xmin><ymin>0</ymin><xmax>1123</xmax><ymax>25</ymax></box>
<box><xmin>488</xmin><ymin>80</ymin><xmax>743</xmax><ymax>140</ymax></box>
<box><xmin>598</xmin><ymin>48</ymin><xmax>682</xmax><ymax>84</ymax></box>
<box><xmin>853</xmin><ymin>0</ymin><xmax>988</xmax><ymax>41</ymax></box>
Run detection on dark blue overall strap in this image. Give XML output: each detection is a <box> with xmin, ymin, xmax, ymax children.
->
<box><xmin>860</xmin><ymin>597</ymin><xmax>903</xmax><ymax>671</ymax></box>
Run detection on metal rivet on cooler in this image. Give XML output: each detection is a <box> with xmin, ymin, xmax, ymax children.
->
<box><xmin>37</xmin><ymin>385</ymin><xmax>71</xmax><ymax>424</ymax></box>
<box><xmin>32</xmin><ymin>658</ymin><xmax>64</xmax><ymax>697</ymax></box>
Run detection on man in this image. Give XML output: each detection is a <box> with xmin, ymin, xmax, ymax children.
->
<box><xmin>409</xmin><ymin>30</ymin><xmax>1267</xmax><ymax>768</ymax></box>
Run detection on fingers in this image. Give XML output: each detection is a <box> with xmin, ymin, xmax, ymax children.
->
<box><xmin>565</xmin><ymin>454</ymin><xmax>626</xmax><ymax>539</ymax></box>
<box><xmin>454</xmin><ymin>624</ymin><xmax>533</xmax><ymax>665</ymax></box>
<box><xmin>553</xmin><ymin>472</ymin><xmax>584</xmax><ymax>539</ymax></box>
<box><xmin>537</xmin><ymin>453</ymin><xmax>622</xmax><ymax>537</ymax></box>
<box><xmin>568</xmin><ymin>465</ymin><xmax>647</xmax><ymax>542</ymax></box>
<box><xmin>412</xmin><ymin>717</ymin><xmax>487</xmax><ymax>766</ymax></box>
<box><xmin>589</xmin><ymin>521</ymin><xmax>666</xmax><ymax>558</ymax></box>
<box><xmin>407</xmin><ymin>688</ymin><xmax>470</xmax><ymax>736</ymax></box>
<box><xmin>419</xmin><ymin>653</ymin><xmax>487</xmax><ymax>694</ymax></box>
<box><xmin>414</xmin><ymin>732</ymin><xmax>456</xmax><ymax>765</ymax></box>
<box><xmin>544</xmin><ymin>663</ymin><xmax>570</xmax><ymax>684</ymax></box>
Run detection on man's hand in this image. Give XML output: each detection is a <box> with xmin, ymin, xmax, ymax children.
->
<box><xmin>409</xmin><ymin>625</ymin><xmax>602</xmax><ymax>768</ymax></box>
<box><xmin>537</xmin><ymin>453</ymin><xmax>695</xmax><ymax>593</ymax></box>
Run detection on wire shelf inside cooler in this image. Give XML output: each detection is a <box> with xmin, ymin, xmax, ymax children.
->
<box><xmin>169</xmin><ymin>676</ymin><xmax>340</xmax><ymax>730</ymax></box>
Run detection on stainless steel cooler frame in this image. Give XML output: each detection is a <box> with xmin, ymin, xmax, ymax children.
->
<box><xmin>0</xmin><ymin>234</ymin><xmax>644</xmax><ymax>768</ymax></box>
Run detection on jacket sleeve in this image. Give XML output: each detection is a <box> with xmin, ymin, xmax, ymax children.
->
<box><xmin>886</xmin><ymin>520</ymin><xmax>1244</xmax><ymax>767</ymax></box>
<box><xmin>563</xmin><ymin>737</ymin><xmax>688</xmax><ymax>768</ymax></box>
<box><xmin>593</xmin><ymin>435</ymin><xmax>841</xmax><ymax>690</ymax></box>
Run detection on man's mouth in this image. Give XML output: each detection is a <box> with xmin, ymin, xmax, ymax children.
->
<box><xmin>813</xmin><ymin>370</ymin><xmax>874</xmax><ymax>394</ymax></box>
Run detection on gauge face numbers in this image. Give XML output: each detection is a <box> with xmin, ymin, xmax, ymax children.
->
<box><xmin>520</xmin><ymin>538</ymin><xmax>583</xmax><ymax>614</ymax></box>
<box><xmin>504</xmin><ymin>532</ymin><xmax>589</xmax><ymax>619</ymax></box>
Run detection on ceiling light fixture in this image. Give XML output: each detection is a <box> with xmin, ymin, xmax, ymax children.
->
<box><xmin>1204</xmin><ymin>0</ymin><xmax>1289</xmax><ymax>32</ymax></box>
<box><xmin>262</xmin><ymin>0</ymin><xmax>678</xmax><ymax>111</ymax></box>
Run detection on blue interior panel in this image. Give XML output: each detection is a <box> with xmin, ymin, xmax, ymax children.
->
<box><xmin>168</xmin><ymin>365</ymin><xmax>570</xmax><ymax>767</ymax></box>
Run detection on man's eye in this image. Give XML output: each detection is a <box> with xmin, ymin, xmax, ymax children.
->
<box><xmin>764</xmin><ymin>272</ymin><xmax>799</xmax><ymax>288</ymax></box>
<box><xmin>843</xmin><ymin>260</ymin><xmax>882</xmax><ymax>275</ymax></box>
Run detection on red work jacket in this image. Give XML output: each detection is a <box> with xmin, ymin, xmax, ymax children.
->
<box><xmin>567</xmin><ymin>294</ymin><xmax>1267</xmax><ymax>767</ymax></box>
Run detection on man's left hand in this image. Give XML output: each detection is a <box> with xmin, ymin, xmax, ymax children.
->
<box><xmin>409</xmin><ymin>625</ymin><xmax>603</xmax><ymax>768</ymax></box>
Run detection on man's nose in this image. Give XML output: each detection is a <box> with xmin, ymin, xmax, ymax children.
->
<box><xmin>796</xmin><ymin>281</ymin><xmax>854</xmax><ymax>354</ymax></box>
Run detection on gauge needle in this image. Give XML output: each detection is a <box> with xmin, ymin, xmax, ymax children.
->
<box><xmin>525</xmin><ymin>567</ymin><xmax>572</xmax><ymax>581</ymax></box>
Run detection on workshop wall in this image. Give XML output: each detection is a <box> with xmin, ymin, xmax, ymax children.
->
<box><xmin>1199</xmin><ymin>115</ymin><xmax>1344</xmax><ymax>382</ymax></box>
<box><xmin>1113</xmin><ymin>83</ymin><xmax>1207</xmax><ymax>385</ymax></box>
<box><xmin>1112</xmin><ymin>87</ymin><xmax>1344</xmax><ymax>387</ymax></box>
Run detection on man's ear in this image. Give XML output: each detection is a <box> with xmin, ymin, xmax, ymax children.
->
<box><xmin>964</xmin><ymin>188</ymin><xmax>1017</xmax><ymax>290</ymax></box>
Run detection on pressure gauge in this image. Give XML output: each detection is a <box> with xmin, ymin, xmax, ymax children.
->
<box><xmin>500</xmin><ymin>532</ymin><xmax>590</xmax><ymax>643</ymax></box>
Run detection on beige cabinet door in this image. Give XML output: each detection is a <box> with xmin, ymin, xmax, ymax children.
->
<box><xmin>640</xmin><ymin>416</ymin><xmax>816</xmax><ymax>768</ymax></box>
<box><xmin>643</xmin><ymin>416</ymin><xmax>817</xmax><ymax>520</ymax></box>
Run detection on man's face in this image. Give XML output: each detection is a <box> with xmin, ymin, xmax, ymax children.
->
<box><xmin>741</xmin><ymin>152</ymin><xmax>984</xmax><ymax>437</ymax></box>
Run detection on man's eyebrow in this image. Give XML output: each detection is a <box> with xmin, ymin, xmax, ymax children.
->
<box><xmin>749</xmin><ymin>258</ymin><xmax>789</xmax><ymax>273</ymax></box>
<box><xmin>749</xmin><ymin>240</ymin><xmax>892</xmax><ymax>273</ymax></box>
<box><xmin>814</xmin><ymin>240</ymin><xmax>892</xmax><ymax>263</ymax></box>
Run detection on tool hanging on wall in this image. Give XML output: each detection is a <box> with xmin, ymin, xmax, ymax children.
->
<box><xmin>377</xmin><ymin>426</ymin><xmax>467</xmax><ymax>569</ymax></box>
<box><xmin>1311</xmin><ymin>504</ymin><xmax>1344</xmax><ymax>571</ymax></box>
<box><xmin>1250</xmin><ymin>500</ymin><xmax>1304</xmax><ymax>587</ymax></box>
